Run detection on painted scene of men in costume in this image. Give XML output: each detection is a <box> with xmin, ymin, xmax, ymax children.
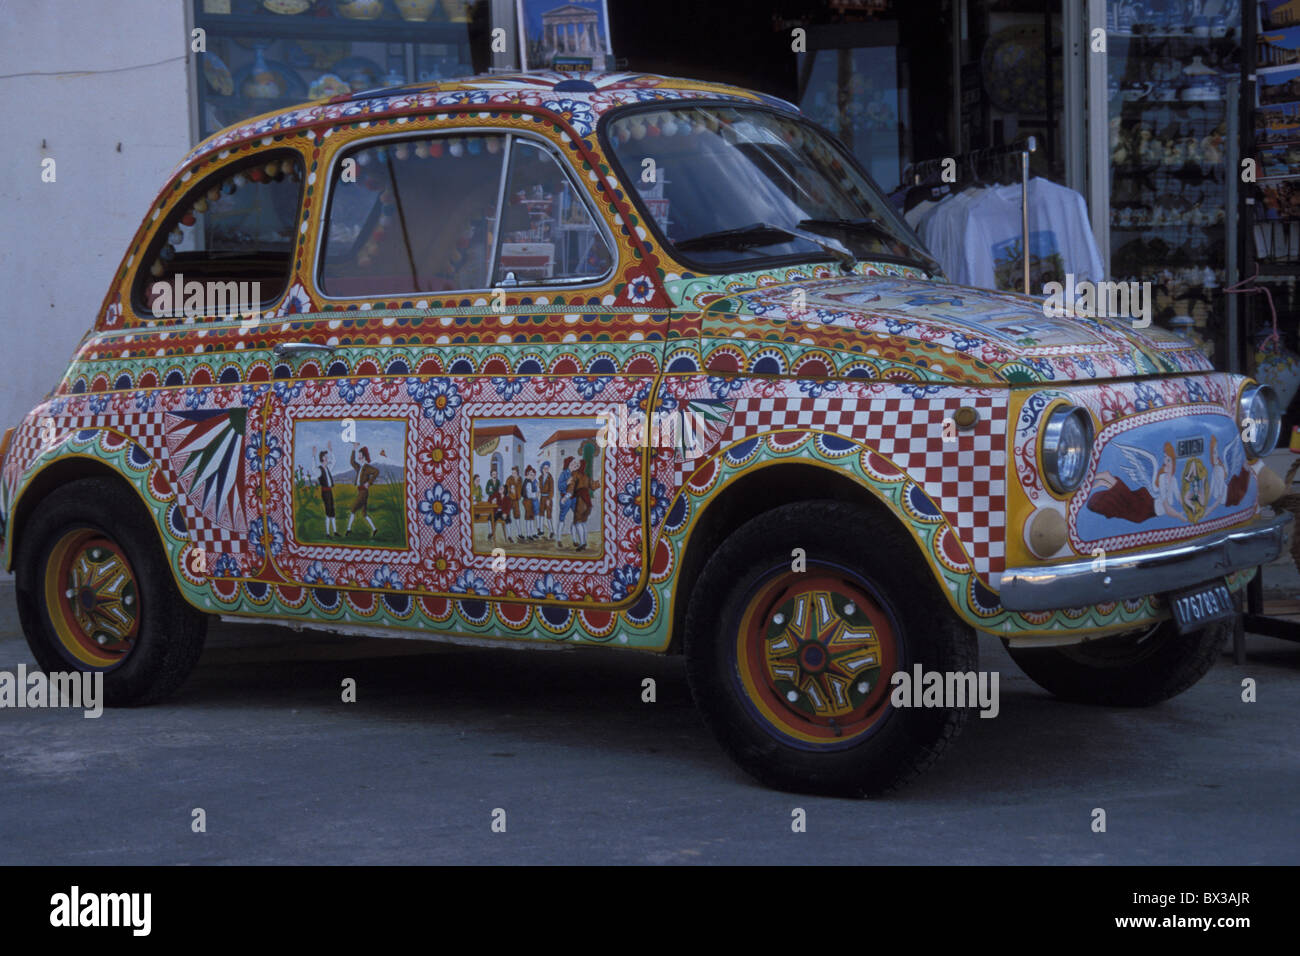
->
<box><xmin>291</xmin><ymin>419</ymin><xmax>408</xmax><ymax>549</ymax></box>
<box><xmin>470</xmin><ymin>417</ymin><xmax>604</xmax><ymax>558</ymax></box>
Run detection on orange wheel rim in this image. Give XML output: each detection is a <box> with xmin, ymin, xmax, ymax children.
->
<box><xmin>735</xmin><ymin>569</ymin><xmax>899</xmax><ymax>750</ymax></box>
<box><xmin>43</xmin><ymin>528</ymin><xmax>140</xmax><ymax>669</ymax></box>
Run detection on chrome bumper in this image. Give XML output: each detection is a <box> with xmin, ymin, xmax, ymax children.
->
<box><xmin>996</xmin><ymin>512</ymin><xmax>1293</xmax><ymax>612</ymax></box>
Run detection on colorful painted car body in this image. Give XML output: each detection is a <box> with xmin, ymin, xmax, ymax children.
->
<box><xmin>1</xmin><ymin>72</ymin><xmax>1289</xmax><ymax>794</ymax></box>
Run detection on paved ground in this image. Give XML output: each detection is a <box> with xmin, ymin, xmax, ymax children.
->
<box><xmin>1</xmin><ymin>577</ymin><xmax>1297</xmax><ymax>865</ymax></box>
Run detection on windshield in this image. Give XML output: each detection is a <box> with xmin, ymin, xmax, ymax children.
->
<box><xmin>603</xmin><ymin>104</ymin><xmax>934</xmax><ymax>274</ymax></box>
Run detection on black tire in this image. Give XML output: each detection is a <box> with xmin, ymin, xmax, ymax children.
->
<box><xmin>684</xmin><ymin>499</ymin><xmax>978</xmax><ymax>797</ymax></box>
<box><xmin>1004</xmin><ymin>618</ymin><xmax>1228</xmax><ymax>707</ymax></box>
<box><xmin>14</xmin><ymin>477</ymin><xmax>208</xmax><ymax>706</ymax></box>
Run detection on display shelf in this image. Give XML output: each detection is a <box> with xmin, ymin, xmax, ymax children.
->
<box><xmin>1254</xmin><ymin>262</ymin><xmax>1300</xmax><ymax>276</ymax></box>
<box><xmin>1109</xmin><ymin>223</ymin><xmax>1226</xmax><ymax>232</ymax></box>
<box><xmin>1108</xmin><ymin>31</ymin><xmax>1239</xmax><ymax>42</ymax></box>
<box><xmin>196</xmin><ymin>12</ymin><xmax>471</xmax><ymax>44</ymax></box>
<box><xmin>1111</xmin><ymin>165</ymin><xmax>1225</xmax><ymax>178</ymax></box>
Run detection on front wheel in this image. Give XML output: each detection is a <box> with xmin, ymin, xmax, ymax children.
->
<box><xmin>14</xmin><ymin>477</ymin><xmax>208</xmax><ymax>706</ymax></box>
<box><xmin>1004</xmin><ymin>618</ymin><xmax>1229</xmax><ymax>707</ymax></box>
<box><xmin>684</xmin><ymin>500</ymin><xmax>977</xmax><ymax>797</ymax></box>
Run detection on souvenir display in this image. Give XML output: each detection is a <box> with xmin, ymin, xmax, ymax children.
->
<box><xmin>442</xmin><ymin>0</ymin><xmax>475</xmax><ymax>22</ymax></box>
<box><xmin>190</xmin><ymin>6</ymin><xmax>473</xmax><ymax>138</ymax></box>
<box><xmin>238</xmin><ymin>48</ymin><xmax>290</xmax><ymax>99</ymax></box>
<box><xmin>1</xmin><ymin>71</ymin><xmax>1284</xmax><ymax>796</ymax></box>
<box><xmin>332</xmin><ymin>56</ymin><xmax>385</xmax><ymax>91</ymax></box>
<box><xmin>981</xmin><ymin>24</ymin><xmax>1064</xmax><ymax>115</ymax></box>
<box><xmin>1107</xmin><ymin>1</ymin><xmax>1239</xmax><ymax>340</ymax></box>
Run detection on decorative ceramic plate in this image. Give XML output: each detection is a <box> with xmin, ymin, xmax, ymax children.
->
<box><xmin>233</xmin><ymin>58</ymin><xmax>307</xmax><ymax>100</ymax></box>
<box><xmin>263</xmin><ymin>0</ymin><xmax>313</xmax><ymax>13</ymax></box>
<box><xmin>331</xmin><ymin>56</ymin><xmax>385</xmax><ymax>91</ymax></box>
<box><xmin>981</xmin><ymin>24</ymin><xmax>1064</xmax><ymax>115</ymax></box>
<box><xmin>309</xmin><ymin>73</ymin><xmax>351</xmax><ymax>99</ymax></box>
<box><xmin>336</xmin><ymin>0</ymin><xmax>384</xmax><ymax>18</ymax></box>
<box><xmin>203</xmin><ymin>52</ymin><xmax>235</xmax><ymax>96</ymax></box>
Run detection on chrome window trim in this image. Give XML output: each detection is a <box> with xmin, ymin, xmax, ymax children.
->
<box><xmin>311</xmin><ymin>126</ymin><xmax>618</xmax><ymax>302</ymax></box>
<box><xmin>486</xmin><ymin>133</ymin><xmax>514</xmax><ymax>289</ymax></box>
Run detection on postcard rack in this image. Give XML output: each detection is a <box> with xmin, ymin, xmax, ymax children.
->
<box><xmin>903</xmin><ymin>137</ymin><xmax>1039</xmax><ymax>294</ymax></box>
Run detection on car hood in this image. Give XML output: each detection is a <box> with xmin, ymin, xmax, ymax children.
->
<box><xmin>686</xmin><ymin>273</ymin><xmax>1213</xmax><ymax>385</ymax></box>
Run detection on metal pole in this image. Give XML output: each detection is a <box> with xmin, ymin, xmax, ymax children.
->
<box><xmin>1023</xmin><ymin>135</ymin><xmax>1037</xmax><ymax>294</ymax></box>
<box><xmin>1225</xmin><ymin>77</ymin><xmax>1240</xmax><ymax>373</ymax></box>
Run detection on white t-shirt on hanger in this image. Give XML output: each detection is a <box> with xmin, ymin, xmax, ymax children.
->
<box><xmin>919</xmin><ymin>187</ymin><xmax>986</xmax><ymax>283</ymax></box>
<box><xmin>956</xmin><ymin>178</ymin><xmax>1103</xmax><ymax>292</ymax></box>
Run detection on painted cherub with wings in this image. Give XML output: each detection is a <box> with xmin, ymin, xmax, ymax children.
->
<box><xmin>1091</xmin><ymin>441</ymin><xmax>1181</xmax><ymax>521</ymax></box>
<box><xmin>1208</xmin><ymin>434</ymin><xmax>1244</xmax><ymax>512</ymax></box>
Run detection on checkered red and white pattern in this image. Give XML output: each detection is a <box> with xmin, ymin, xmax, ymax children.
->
<box><xmin>182</xmin><ymin>498</ymin><xmax>247</xmax><ymax>552</ymax></box>
<box><xmin>719</xmin><ymin>391</ymin><xmax>1008</xmax><ymax>574</ymax></box>
<box><xmin>5</xmin><ymin>411</ymin><xmax>248</xmax><ymax>556</ymax></box>
<box><xmin>112</xmin><ymin>412</ymin><xmax>171</xmax><ymax>462</ymax></box>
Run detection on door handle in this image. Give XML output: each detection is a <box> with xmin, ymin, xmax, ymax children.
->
<box><xmin>273</xmin><ymin>341</ymin><xmax>336</xmax><ymax>357</ymax></box>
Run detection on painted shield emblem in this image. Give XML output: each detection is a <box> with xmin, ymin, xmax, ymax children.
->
<box><xmin>1180</xmin><ymin>457</ymin><xmax>1208</xmax><ymax>524</ymax></box>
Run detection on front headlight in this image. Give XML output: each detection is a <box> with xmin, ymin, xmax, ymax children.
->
<box><xmin>1042</xmin><ymin>405</ymin><xmax>1094</xmax><ymax>495</ymax></box>
<box><xmin>1238</xmin><ymin>384</ymin><xmax>1281</xmax><ymax>459</ymax></box>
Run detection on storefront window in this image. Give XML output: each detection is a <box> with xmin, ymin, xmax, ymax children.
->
<box><xmin>1106</xmin><ymin>0</ymin><xmax>1241</xmax><ymax>358</ymax></box>
<box><xmin>799</xmin><ymin>41</ymin><xmax>905</xmax><ymax>192</ymax></box>
<box><xmin>192</xmin><ymin>1</ymin><xmax>482</xmax><ymax>141</ymax></box>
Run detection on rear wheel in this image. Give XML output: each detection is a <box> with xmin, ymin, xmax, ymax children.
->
<box><xmin>15</xmin><ymin>477</ymin><xmax>208</xmax><ymax>706</ymax></box>
<box><xmin>1005</xmin><ymin>618</ymin><xmax>1228</xmax><ymax>706</ymax></box>
<box><xmin>684</xmin><ymin>500</ymin><xmax>977</xmax><ymax>796</ymax></box>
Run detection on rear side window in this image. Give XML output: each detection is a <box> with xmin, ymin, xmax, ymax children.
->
<box><xmin>133</xmin><ymin>150</ymin><xmax>304</xmax><ymax>320</ymax></box>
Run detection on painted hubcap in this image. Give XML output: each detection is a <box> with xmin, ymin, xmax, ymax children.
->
<box><xmin>44</xmin><ymin>529</ymin><xmax>140</xmax><ymax>668</ymax></box>
<box><xmin>737</xmin><ymin>571</ymin><xmax>898</xmax><ymax>747</ymax></box>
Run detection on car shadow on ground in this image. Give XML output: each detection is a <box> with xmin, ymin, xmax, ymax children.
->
<box><xmin>163</xmin><ymin>622</ymin><xmax>1299</xmax><ymax>801</ymax></box>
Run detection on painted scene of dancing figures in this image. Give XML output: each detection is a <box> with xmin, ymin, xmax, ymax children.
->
<box><xmin>291</xmin><ymin>419</ymin><xmax>408</xmax><ymax>548</ymax></box>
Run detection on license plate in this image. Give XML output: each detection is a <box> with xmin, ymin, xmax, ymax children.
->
<box><xmin>1168</xmin><ymin>581</ymin><xmax>1235</xmax><ymax>634</ymax></box>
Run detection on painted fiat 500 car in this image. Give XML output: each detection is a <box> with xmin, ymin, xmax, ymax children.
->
<box><xmin>0</xmin><ymin>72</ymin><xmax>1289</xmax><ymax>796</ymax></box>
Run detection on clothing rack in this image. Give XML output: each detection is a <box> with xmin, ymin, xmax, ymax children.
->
<box><xmin>904</xmin><ymin>136</ymin><xmax>1038</xmax><ymax>293</ymax></box>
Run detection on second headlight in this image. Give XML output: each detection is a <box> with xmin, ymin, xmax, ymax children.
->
<box><xmin>1042</xmin><ymin>405</ymin><xmax>1094</xmax><ymax>495</ymax></box>
<box><xmin>1238</xmin><ymin>383</ymin><xmax>1280</xmax><ymax>459</ymax></box>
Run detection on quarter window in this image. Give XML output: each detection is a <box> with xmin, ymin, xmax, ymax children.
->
<box><xmin>134</xmin><ymin>151</ymin><xmax>304</xmax><ymax>319</ymax></box>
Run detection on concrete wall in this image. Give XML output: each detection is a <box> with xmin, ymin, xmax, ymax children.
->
<box><xmin>0</xmin><ymin>1</ymin><xmax>192</xmax><ymax>435</ymax></box>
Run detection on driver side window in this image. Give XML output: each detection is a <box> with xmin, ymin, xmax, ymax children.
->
<box><xmin>491</xmin><ymin>139</ymin><xmax>613</xmax><ymax>286</ymax></box>
<box><xmin>319</xmin><ymin>133</ymin><xmax>506</xmax><ymax>298</ymax></box>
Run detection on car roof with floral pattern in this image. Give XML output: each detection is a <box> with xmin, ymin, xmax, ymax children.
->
<box><xmin>179</xmin><ymin>71</ymin><xmax>798</xmax><ymax>172</ymax></box>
